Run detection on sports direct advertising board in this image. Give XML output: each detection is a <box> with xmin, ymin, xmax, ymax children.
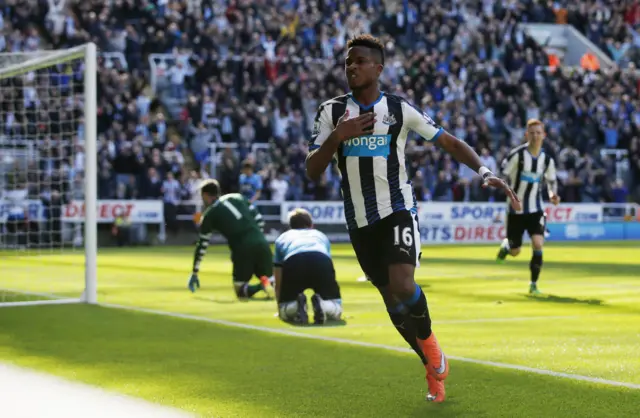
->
<box><xmin>0</xmin><ymin>200</ymin><xmax>164</xmax><ymax>224</ymax></box>
<box><xmin>280</xmin><ymin>202</ymin><xmax>639</xmax><ymax>244</ymax></box>
<box><xmin>414</xmin><ymin>202</ymin><xmax>603</xmax><ymax>224</ymax></box>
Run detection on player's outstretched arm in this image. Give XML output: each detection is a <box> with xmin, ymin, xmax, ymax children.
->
<box><xmin>273</xmin><ymin>237</ymin><xmax>285</xmax><ymax>302</ymax></box>
<box><xmin>190</xmin><ymin>214</ymin><xmax>215</xmax><ymax>292</ymax></box>
<box><xmin>192</xmin><ymin>233</ymin><xmax>211</xmax><ymax>275</ymax></box>
<box><xmin>187</xmin><ymin>233</ymin><xmax>210</xmax><ymax>292</ymax></box>
<box><xmin>274</xmin><ymin>267</ymin><xmax>282</xmax><ymax>302</ymax></box>
<box><xmin>403</xmin><ymin>101</ymin><xmax>521</xmax><ymax>211</ymax></box>
<box><xmin>306</xmin><ymin>108</ymin><xmax>375</xmax><ymax>181</ymax></box>
<box><xmin>436</xmin><ymin>132</ymin><xmax>521</xmax><ymax>211</ymax></box>
<box><xmin>435</xmin><ymin>131</ymin><xmax>484</xmax><ymax>173</ymax></box>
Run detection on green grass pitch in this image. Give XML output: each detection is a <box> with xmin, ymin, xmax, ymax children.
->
<box><xmin>1</xmin><ymin>242</ymin><xmax>639</xmax><ymax>417</ymax></box>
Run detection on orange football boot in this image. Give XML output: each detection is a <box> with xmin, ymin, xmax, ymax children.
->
<box><xmin>426</xmin><ymin>373</ymin><xmax>446</xmax><ymax>402</ymax></box>
<box><xmin>416</xmin><ymin>332</ymin><xmax>449</xmax><ymax>381</ymax></box>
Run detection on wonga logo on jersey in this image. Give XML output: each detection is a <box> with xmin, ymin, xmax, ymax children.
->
<box><xmin>342</xmin><ymin>135</ymin><xmax>391</xmax><ymax>157</ymax></box>
<box><xmin>520</xmin><ymin>170</ymin><xmax>542</xmax><ymax>183</ymax></box>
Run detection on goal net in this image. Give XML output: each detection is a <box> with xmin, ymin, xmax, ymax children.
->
<box><xmin>0</xmin><ymin>44</ymin><xmax>97</xmax><ymax>307</ymax></box>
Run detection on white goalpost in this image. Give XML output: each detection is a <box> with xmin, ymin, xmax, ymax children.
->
<box><xmin>0</xmin><ymin>43</ymin><xmax>97</xmax><ymax>307</ymax></box>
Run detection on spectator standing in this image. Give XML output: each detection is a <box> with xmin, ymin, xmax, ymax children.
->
<box><xmin>239</xmin><ymin>161</ymin><xmax>263</xmax><ymax>203</ymax></box>
<box><xmin>270</xmin><ymin>168</ymin><xmax>289</xmax><ymax>203</ymax></box>
<box><xmin>162</xmin><ymin>171</ymin><xmax>181</xmax><ymax>234</ymax></box>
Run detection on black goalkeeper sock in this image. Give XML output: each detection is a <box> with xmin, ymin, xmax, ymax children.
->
<box><xmin>530</xmin><ymin>250</ymin><xmax>543</xmax><ymax>283</ymax></box>
<box><xmin>237</xmin><ymin>284</ymin><xmax>263</xmax><ymax>298</ymax></box>
<box><xmin>387</xmin><ymin>304</ymin><xmax>427</xmax><ymax>364</ymax></box>
<box><xmin>247</xmin><ymin>284</ymin><xmax>263</xmax><ymax>298</ymax></box>
<box><xmin>402</xmin><ymin>284</ymin><xmax>433</xmax><ymax>340</ymax></box>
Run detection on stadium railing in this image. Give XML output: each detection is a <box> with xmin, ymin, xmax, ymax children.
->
<box><xmin>101</xmin><ymin>52</ymin><xmax>128</xmax><ymax>70</ymax></box>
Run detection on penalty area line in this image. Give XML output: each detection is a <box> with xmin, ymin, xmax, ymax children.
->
<box><xmin>100</xmin><ymin>303</ymin><xmax>640</xmax><ymax>391</ymax></box>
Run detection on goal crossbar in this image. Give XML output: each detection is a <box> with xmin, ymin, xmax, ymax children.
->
<box><xmin>0</xmin><ymin>45</ymin><xmax>86</xmax><ymax>79</ymax></box>
<box><xmin>0</xmin><ymin>43</ymin><xmax>98</xmax><ymax>306</ymax></box>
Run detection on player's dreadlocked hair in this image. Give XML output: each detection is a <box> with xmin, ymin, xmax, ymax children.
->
<box><xmin>347</xmin><ymin>34</ymin><xmax>385</xmax><ymax>65</ymax></box>
<box><xmin>199</xmin><ymin>179</ymin><xmax>221</xmax><ymax>198</ymax></box>
<box><xmin>288</xmin><ymin>208</ymin><xmax>313</xmax><ymax>230</ymax></box>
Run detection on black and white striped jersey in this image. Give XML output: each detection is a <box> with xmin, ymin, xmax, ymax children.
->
<box><xmin>309</xmin><ymin>92</ymin><xmax>443</xmax><ymax>230</ymax></box>
<box><xmin>501</xmin><ymin>143</ymin><xmax>557</xmax><ymax>214</ymax></box>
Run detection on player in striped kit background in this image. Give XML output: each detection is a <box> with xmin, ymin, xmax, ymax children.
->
<box><xmin>496</xmin><ymin>119</ymin><xmax>560</xmax><ymax>295</ymax></box>
<box><xmin>305</xmin><ymin>34</ymin><xmax>521</xmax><ymax>403</ymax></box>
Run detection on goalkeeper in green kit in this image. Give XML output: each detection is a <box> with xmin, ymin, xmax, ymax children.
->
<box><xmin>188</xmin><ymin>179</ymin><xmax>275</xmax><ymax>299</ymax></box>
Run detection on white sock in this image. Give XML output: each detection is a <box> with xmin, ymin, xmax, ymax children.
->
<box><xmin>319</xmin><ymin>299</ymin><xmax>343</xmax><ymax>320</ymax></box>
<box><xmin>501</xmin><ymin>238</ymin><xmax>510</xmax><ymax>250</ymax></box>
<box><xmin>278</xmin><ymin>301</ymin><xmax>299</xmax><ymax>322</ymax></box>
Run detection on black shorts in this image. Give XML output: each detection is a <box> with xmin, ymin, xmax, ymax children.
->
<box><xmin>279</xmin><ymin>252</ymin><xmax>340</xmax><ymax>303</ymax></box>
<box><xmin>506</xmin><ymin>211</ymin><xmax>546</xmax><ymax>249</ymax></box>
<box><xmin>349</xmin><ymin>210</ymin><xmax>421</xmax><ymax>288</ymax></box>
<box><xmin>231</xmin><ymin>242</ymin><xmax>273</xmax><ymax>283</ymax></box>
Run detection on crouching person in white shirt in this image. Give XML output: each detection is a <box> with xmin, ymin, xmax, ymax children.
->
<box><xmin>274</xmin><ymin>208</ymin><xmax>342</xmax><ymax>325</ymax></box>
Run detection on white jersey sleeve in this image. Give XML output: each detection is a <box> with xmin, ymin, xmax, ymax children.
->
<box><xmin>401</xmin><ymin>101</ymin><xmax>443</xmax><ymax>141</ymax></box>
<box><xmin>318</xmin><ymin>230</ymin><xmax>332</xmax><ymax>256</ymax></box>
<box><xmin>544</xmin><ymin>157</ymin><xmax>557</xmax><ymax>184</ymax></box>
<box><xmin>501</xmin><ymin>152</ymin><xmax>519</xmax><ymax>178</ymax></box>
<box><xmin>273</xmin><ymin>234</ymin><xmax>286</xmax><ymax>266</ymax></box>
<box><xmin>308</xmin><ymin>103</ymin><xmax>335</xmax><ymax>151</ymax></box>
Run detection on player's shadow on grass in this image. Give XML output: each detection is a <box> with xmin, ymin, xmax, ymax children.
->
<box><xmin>194</xmin><ymin>296</ymin><xmax>274</xmax><ymax>304</ymax></box>
<box><xmin>312</xmin><ymin>319</ymin><xmax>347</xmax><ymax>327</ymax></box>
<box><xmin>285</xmin><ymin>319</ymin><xmax>348</xmax><ymax>328</ymax></box>
<box><xmin>419</xmin><ymin>256</ymin><xmax>640</xmax><ymax>278</ymax></box>
<box><xmin>526</xmin><ymin>294</ymin><xmax>603</xmax><ymax>306</ymax></box>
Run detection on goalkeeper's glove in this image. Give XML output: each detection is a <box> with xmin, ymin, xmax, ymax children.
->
<box><xmin>188</xmin><ymin>273</ymin><xmax>200</xmax><ymax>293</ymax></box>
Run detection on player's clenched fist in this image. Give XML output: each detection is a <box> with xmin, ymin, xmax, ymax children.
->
<box><xmin>333</xmin><ymin>110</ymin><xmax>376</xmax><ymax>141</ymax></box>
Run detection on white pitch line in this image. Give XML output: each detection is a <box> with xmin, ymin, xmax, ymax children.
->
<box><xmin>0</xmin><ymin>288</ymin><xmax>69</xmax><ymax>300</ymax></box>
<box><xmin>101</xmin><ymin>303</ymin><xmax>640</xmax><ymax>390</ymax></box>
<box><xmin>0</xmin><ymin>363</ymin><xmax>193</xmax><ymax>418</ymax></box>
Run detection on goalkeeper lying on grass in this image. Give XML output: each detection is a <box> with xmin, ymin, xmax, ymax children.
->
<box><xmin>188</xmin><ymin>179</ymin><xmax>275</xmax><ymax>299</ymax></box>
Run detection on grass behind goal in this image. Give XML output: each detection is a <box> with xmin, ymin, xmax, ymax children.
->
<box><xmin>0</xmin><ymin>243</ymin><xmax>639</xmax><ymax>416</ymax></box>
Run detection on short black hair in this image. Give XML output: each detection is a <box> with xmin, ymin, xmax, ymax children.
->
<box><xmin>347</xmin><ymin>34</ymin><xmax>385</xmax><ymax>65</ymax></box>
<box><xmin>242</xmin><ymin>160</ymin><xmax>253</xmax><ymax>171</ymax></box>
<box><xmin>199</xmin><ymin>179</ymin><xmax>220</xmax><ymax>197</ymax></box>
<box><xmin>288</xmin><ymin>208</ymin><xmax>313</xmax><ymax>230</ymax></box>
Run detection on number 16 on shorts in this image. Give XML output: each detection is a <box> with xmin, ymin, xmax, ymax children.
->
<box><xmin>391</xmin><ymin>220</ymin><xmax>418</xmax><ymax>266</ymax></box>
<box><xmin>393</xmin><ymin>225</ymin><xmax>414</xmax><ymax>247</ymax></box>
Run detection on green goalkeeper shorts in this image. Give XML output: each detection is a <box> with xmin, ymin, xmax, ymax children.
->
<box><xmin>231</xmin><ymin>242</ymin><xmax>273</xmax><ymax>283</ymax></box>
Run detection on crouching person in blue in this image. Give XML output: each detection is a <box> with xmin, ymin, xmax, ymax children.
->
<box><xmin>274</xmin><ymin>208</ymin><xmax>342</xmax><ymax>325</ymax></box>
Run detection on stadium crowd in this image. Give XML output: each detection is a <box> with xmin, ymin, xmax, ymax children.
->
<box><xmin>1</xmin><ymin>0</ymin><xmax>639</xmax><ymax>212</ymax></box>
